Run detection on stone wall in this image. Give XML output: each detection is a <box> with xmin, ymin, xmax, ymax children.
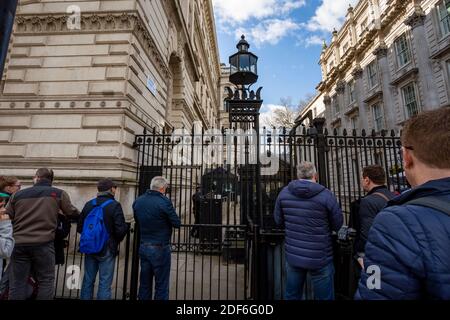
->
<box><xmin>0</xmin><ymin>0</ymin><xmax>222</xmax><ymax>217</ymax></box>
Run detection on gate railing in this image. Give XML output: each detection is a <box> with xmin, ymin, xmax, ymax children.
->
<box><xmin>53</xmin><ymin>121</ymin><xmax>404</xmax><ymax>300</ymax></box>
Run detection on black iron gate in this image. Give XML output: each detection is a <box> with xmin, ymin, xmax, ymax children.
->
<box><xmin>129</xmin><ymin>121</ymin><xmax>405</xmax><ymax>300</ymax></box>
<box><xmin>54</xmin><ymin>121</ymin><xmax>404</xmax><ymax>300</ymax></box>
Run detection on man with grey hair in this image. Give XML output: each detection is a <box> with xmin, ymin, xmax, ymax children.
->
<box><xmin>132</xmin><ymin>176</ymin><xmax>181</xmax><ymax>300</ymax></box>
<box><xmin>274</xmin><ymin>162</ymin><xmax>343</xmax><ymax>300</ymax></box>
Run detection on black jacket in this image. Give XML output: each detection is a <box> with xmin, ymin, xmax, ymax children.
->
<box><xmin>77</xmin><ymin>193</ymin><xmax>129</xmax><ymax>256</ymax></box>
<box><xmin>353</xmin><ymin>186</ymin><xmax>395</xmax><ymax>254</ymax></box>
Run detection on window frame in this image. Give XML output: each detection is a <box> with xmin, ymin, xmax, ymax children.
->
<box><xmin>367</xmin><ymin>61</ymin><xmax>379</xmax><ymax>89</ymax></box>
<box><xmin>350</xmin><ymin>116</ymin><xmax>358</xmax><ymax>130</ymax></box>
<box><xmin>437</xmin><ymin>0</ymin><xmax>450</xmax><ymax>38</ymax></box>
<box><xmin>401</xmin><ymin>82</ymin><xmax>420</xmax><ymax>119</ymax></box>
<box><xmin>394</xmin><ymin>33</ymin><xmax>412</xmax><ymax>69</ymax></box>
<box><xmin>371</xmin><ymin>103</ymin><xmax>384</xmax><ymax>132</ymax></box>
<box><xmin>332</xmin><ymin>94</ymin><xmax>340</xmax><ymax>116</ymax></box>
<box><xmin>348</xmin><ymin>80</ymin><xmax>356</xmax><ymax>104</ymax></box>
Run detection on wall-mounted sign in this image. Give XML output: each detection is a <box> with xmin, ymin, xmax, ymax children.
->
<box><xmin>147</xmin><ymin>76</ymin><xmax>157</xmax><ymax>96</ymax></box>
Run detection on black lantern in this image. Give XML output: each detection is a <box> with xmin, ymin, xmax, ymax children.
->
<box><xmin>229</xmin><ymin>35</ymin><xmax>258</xmax><ymax>86</ymax></box>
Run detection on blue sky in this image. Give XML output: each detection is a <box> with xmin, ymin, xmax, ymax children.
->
<box><xmin>212</xmin><ymin>0</ymin><xmax>358</xmax><ymax>116</ymax></box>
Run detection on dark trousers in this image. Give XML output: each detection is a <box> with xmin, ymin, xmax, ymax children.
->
<box><xmin>9</xmin><ymin>242</ymin><xmax>55</xmax><ymax>300</ymax></box>
<box><xmin>138</xmin><ymin>243</ymin><xmax>171</xmax><ymax>300</ymax></box>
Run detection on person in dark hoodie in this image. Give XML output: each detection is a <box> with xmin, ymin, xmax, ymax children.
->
<box><xmin>356</xmin><ymin>108</ymin><xmax>450</xmax><ymax>300</ymax></box>
<box><xmin>78</xmin><ymin>179</ymin><xmax>129</xmax><ymax>300</ymax></box>
<box><xmin>274</xmin><ymin>162</ymin><xmax>343</xmax><ymax>300</ymax></box>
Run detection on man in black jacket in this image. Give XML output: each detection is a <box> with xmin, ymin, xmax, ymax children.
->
<box><xmin>354</xmin><ymin>165</ymin><xmax>395</xmax><ymax>267</ymax></box>
<box><xmin>77</xmin><ymin>179</ymin><xmax>128</xmax><ymax>300</ymax></box>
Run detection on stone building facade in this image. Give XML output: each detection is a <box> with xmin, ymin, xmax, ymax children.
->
<box><xmin>0</xmin><ymin>0</ymin><xmax>223</xmax><ymax>214</ymax></box>
<box><xmin>318</xmin><ymin>0</ymin><xmax>450</xmax><ymax>133</ymax></box>
<box><xmin>295</xmin><ymin>92</ymin><xmax>326</xmax><ymax>128</ymax></box>
<box><xmin>219</xmin><ymin>63</ymin><xmax>231</xmax><ymax>128</ymax></box>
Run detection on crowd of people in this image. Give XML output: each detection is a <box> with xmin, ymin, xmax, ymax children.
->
<box><xmin>0</xmin><ymin>108</ymin><xmax>448</xmax><ymax>301</ymax></box>
<box><xmin>274</xmin><ymin>108</ymin><xmax>450</xmax><ymax>300</ymax></box>
<box><xmin>0</xmin><ymin>170</ymin><xmax>180</xmax><ymax>300</ymax></box>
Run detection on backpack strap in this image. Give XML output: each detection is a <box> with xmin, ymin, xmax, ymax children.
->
<box><xmin>99</xmin><ymin>199</ymin><xmax>114</xmax><ymax>209</ymax></box>
<box><xmin>405</xmin><ymin>196</ymin><xmax>450</xmax><ymax>217</ymax></box>
<box><xmin>90</xmin><ymin>198</ymin><xmax>114</xmax><ymax>208</ymax></box>
<box><xmin>372</xmin><ymin>192</ymin><xmax>391</xmax><ymax>202</ymax></box>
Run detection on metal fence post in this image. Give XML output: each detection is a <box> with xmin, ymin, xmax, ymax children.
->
<box><xmin>313</xmin><ymin>118</ymin><xmax>328</xmax><ymax>188</ymax></box>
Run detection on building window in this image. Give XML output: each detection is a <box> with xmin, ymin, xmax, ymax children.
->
<box><xmin>223</xmin><ymin>99</ymin><xmax>228</xmax><ymax>112</ymax></box>
<box><xmin>348</xmin><ymin>80</ymin><xmax>355</xmax><ymax>104</ymax></box>
<box><xmin>343</xmin><ymin>42</ymin><xmax>349</xmax><ymax>54</ymax></box>
<box><xmin>438</xmin><ymin>0</ymin><xmax>450</xmax><ymax>37</ymax></box>
<box><xmin>395</xmin><ymin>34</ymin><xmax>412</xmax><ymax>68</ymax></box>
<box><xmin>367</xmin><ymin>61</ymin><xmax>378</xmax><ymax>89</ymax></box>
<box><xmin>332</xmin><ymin>95</ymin><xmax>340</xmax><ymax>116</ymax></box>
<box><xmin>329</xmin><ymin>61</ymin><xmax>334</xmax><ymax>72</ymax></box>
<box><xmin>402</xmin><ymin>83</ymin><xmax>420</xmax><ymax>118</ymax></box>
<box><xmin>360</xmin><ymin>19</ymin><xmax>367</xmax><ymax>35</ymax></box>
<box><xmin>372</xmin><ymin>103</ymin><xmax>384</xmax><ymax>132</ymax></box>
<box><xmin>350</xmin><ymin>116</ymin><xmax>358</xmax><ymax>130</ymax></box>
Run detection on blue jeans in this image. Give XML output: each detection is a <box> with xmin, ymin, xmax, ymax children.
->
<box><xmin>138</xmin><ymin>243</ymin><xmax>171</xmax><ymax>300</ymax></box>
<box><xmin>285</xmin><ymin>261</ymin><xmax>335</xmax><ymax>300</ymax></box>
<box><xmin>80</xmin><ymin>249</ymin><xmax>116</xmax><ymax>300</ymax></box>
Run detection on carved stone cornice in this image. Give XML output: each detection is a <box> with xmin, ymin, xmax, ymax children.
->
<box><xmin>323</xmin><ymin>95</ymin><xmax>332</xmax><ymax>105</ymax></box>
<box><xmin>14</xmin><ymin>13</ymin><xmax>169</xmax><ymax>77</ymax></box>
<box><xmin>336</xmin><ymin>80</ymin><xmax>346</xmax><ymax>94</ymax></box>
<box><xmin>404</xmin><ymin>6</ymin><xmax>426</xmax><ymax>29</ymax></box>
<box><xmin>351</xmin><ymin>66</ymin><xmax>363</xmax><ymax>79</ymax></box>
<box><xmin>363</xmin><ymin>90</ymin><xmax>383</xmax><ymax>104</ymax></box>
<box><xmin>330</xmin><ymin>117</ymin><xmax>342</xmax><ymax>127</ymax></box>
<box><xmin>373</xmin><ymin>43</ymin><xmax>389</xmax><ymax>58</ymax></box>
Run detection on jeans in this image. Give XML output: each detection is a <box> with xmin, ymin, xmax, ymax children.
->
<box><xmin>9</xmin><ymin>242</ymin><xmax>55</xmax><ymax>300</ymax></box>
<box><xmin>285</xmin><ymin>261</ymin><xmax>335</xmax><ymax>300</ymax></box>
<box><xmin>80</xmin><ymin>249</ymin><xmax>116</xmax><ymax>300</ymax></box>
<box><xmin>138</xmin><ymin>243</ymin><xmax>171</xmax><ymax>300</ymax></box>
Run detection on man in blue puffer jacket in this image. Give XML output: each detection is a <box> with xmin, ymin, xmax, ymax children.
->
<box><xmin>356</xmin><ymin>108</ymin><xmax>450</xmax><ymax>300</ymax></box>
<box><xmin>274</xmin><ymin>162</ymin><xmax>343</xmax><ymax>300</ymax></box>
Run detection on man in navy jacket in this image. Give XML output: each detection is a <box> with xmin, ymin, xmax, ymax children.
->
<box><xmin>356</xmin><ymin>108</ymin><xmax>450</xmax><ymax>300</ymax></box>
<box><xmin>133</xmin><ymin>176</ymin><xmax>181</xmax><ymax>300</ymax></box>
<box><xmin>274</xmin><ymin>162</ymin><xmax>343</xmax><ymax>300</ymax></box>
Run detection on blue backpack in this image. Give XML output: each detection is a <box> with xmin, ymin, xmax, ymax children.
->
<box><xmin>79</xmin><ymin>199</ymin><xmax>113</xmax><ymax>254</ymax></box>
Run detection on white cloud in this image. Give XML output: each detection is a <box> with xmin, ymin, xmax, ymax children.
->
<box><xmin>307</xmin><ymin>0</ymin><xmax>359</xmax><ymax>32</ymax></box>
<box><xmin>280</xmin><ymin>0</ymin><xmax>306</xmax><ymax>14</ymax></box>
<box><xmin>213</xmin><ymin>0</ymin><xmax>305</xmax><ymax>24</ymax></box>
<box><xmin>304</xmin><ymin>35</ymin><xmax>324</xmax><ymax>47</ymax></box>
<box><xmin>239</xmin><ymin>19</ymin><xmax>300</xmax><ymax>47</ymax></box>
<box><xmin>260</xmin><ymin>104</ymin><xmax>285</xmax><ymax>127</ymax></box>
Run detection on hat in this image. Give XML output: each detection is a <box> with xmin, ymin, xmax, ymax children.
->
<box><xmin>97</xmin><ymin>179</ymin><xmax>117</xmax><ymax>192</ymax></box>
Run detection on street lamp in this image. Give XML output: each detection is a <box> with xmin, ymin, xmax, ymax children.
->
<box><xmin>229</xmin><ymin>35</ymin><xmax>259</xmax><ymax>87</ymax></box>
<box><xmin>226</xmin><ymin>35</ymin><xmax>263</xmax><ymax>125</ymax></box>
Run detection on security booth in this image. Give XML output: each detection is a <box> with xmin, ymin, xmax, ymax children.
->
<box><xmin>0</xmin><ymin>0</ymin><xmax>18</xmax><ymax>76</ymax></box>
